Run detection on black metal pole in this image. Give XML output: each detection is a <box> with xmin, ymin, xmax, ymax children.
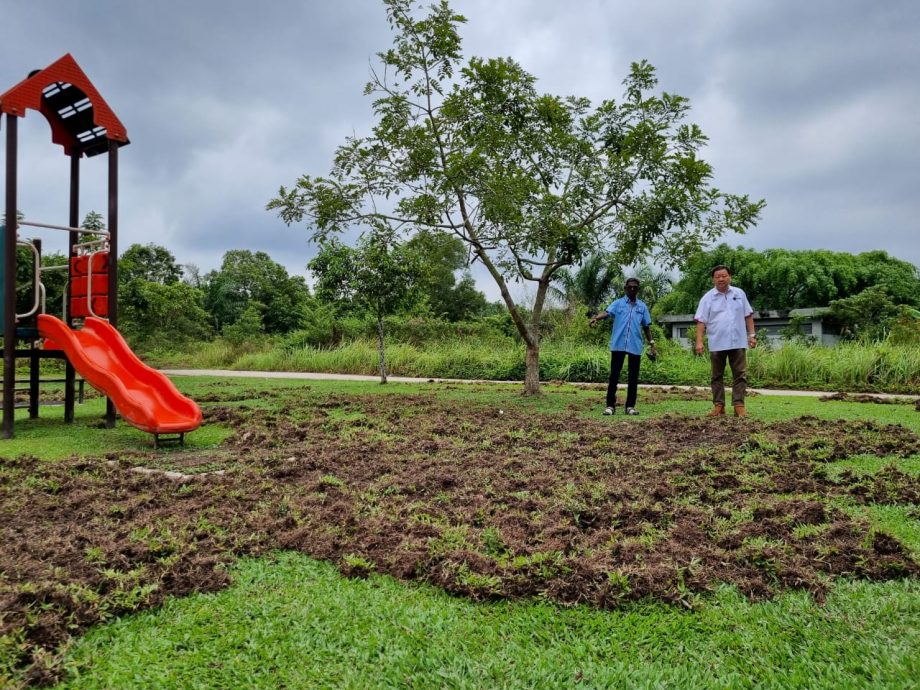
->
<box><xmin>65</xmin><ymin>152</ymin><xmax>79</xmax><ymax>422</ymax></box>
<box><xmin>3</xmin><ymin>115</ymin><xmax>19</xmax><ymax>438</ymax></box>
<box><xmin>105</xmin><ymin>141</ymin><xmax>118</xmax><ymax>428</ymax></box>
<box><xmin>28</xmin><ymin>343</ymin><xmax>39</xmax><ymax>418</ymax></box>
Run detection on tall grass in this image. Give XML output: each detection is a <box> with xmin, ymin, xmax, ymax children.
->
<box><xmin>224</xmin><ymin>338</ymin><xmax>698</xmax><ymax>385</ymax></box>
<box><xmin>149</xmin><ymin>326</ymin><xmax>920</xmax><ymax>393</ymax></box>
<box><xmin>750</xmin><ymin>341</ymin><xmax>920</xmax><ymax>392</ymax></box>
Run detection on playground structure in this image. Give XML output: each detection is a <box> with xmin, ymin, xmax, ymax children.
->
<box><xmin>1</xmin><ymin>54</ymin><xmax>201</xmax><ymax>444</ymax></box>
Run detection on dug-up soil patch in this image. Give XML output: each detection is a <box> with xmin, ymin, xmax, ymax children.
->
<box><xmin>819</xmin><ymin>392</ymin><xmax>918</xmax><ymax>405</ymax></box>
<box><xmin>2</xmin><ymin>390</ymin><xmax>920</xmax><ymax>684</ymax></box>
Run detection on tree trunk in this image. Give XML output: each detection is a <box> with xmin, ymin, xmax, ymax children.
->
<box><xmin>524</xmin><ymin>341</ymin><xmax>541</xmax><ymax>396</ymax></box>
<box><xmin>521</xmin><ymin>276</ymin><xmax>552</xmax><ymax>396</ymax></box>
<box><xmin>376</xmin><ymin>317</ymin><xmax>388</xmax><ymax>384</ymax></box>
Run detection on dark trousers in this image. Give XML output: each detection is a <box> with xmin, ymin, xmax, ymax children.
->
<box><xmin>607</xmin><ymin>351</ymin><xmax>641</xmax><ymax>408</ymax></box>
<box><xmin>710</xmin><ymin>348</ymin><xmax>748</xmax><ymax>406</ymax></box>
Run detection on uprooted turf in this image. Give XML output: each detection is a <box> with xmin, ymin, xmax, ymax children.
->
<box><xmin>1</xmin><ymin>382</ymin><xmax>918</xmax><ymax>684</ymax></box>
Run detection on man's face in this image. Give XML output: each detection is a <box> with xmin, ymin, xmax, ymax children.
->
<box><xmin>625</xmin><ymin>281</ymin><xmax>640</xmax><ymax>299</ymax></box>
<box><xmin>712</xmin><ymin>269</ymin><xmax>731</xmax><ymax>293</ymax></box>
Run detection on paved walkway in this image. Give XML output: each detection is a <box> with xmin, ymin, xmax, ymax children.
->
<box><xmin>161</xmin><ymin>369</ymin><xmax>919</xmax><ymax>400</ymax></box>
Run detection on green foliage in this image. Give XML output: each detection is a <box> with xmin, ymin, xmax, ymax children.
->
<box><xmin>550</xmin><ymin>253</ymin><xmax>623</xmax><ymax>314</ymax></box>
<box><xmin>306</xmin><ymin>238</ymin><xmax>355</xmax><ymax>306</ymax></box>
<box><xmin>221</xmin><ymin>304</ymin><xmax>265</xmax><ymax>347</ymax></box>
<box><xmin>627</xmin><ymin>264</ymin><xmax>674</xmax><ymax>312</ymax></box>
<box><xmin>203</xmin><ymin>250</ymin><xmax>311</xmax><ymax>335</ymax></box>
<box><xmin>312</xmin><ymin>235</ymin><xmax>422</xmax><ymax>323</ymax></box>
<box><xmin>119</xmin><ymin>243</ymin><xmax>183</xmax><ymax>285</ymax></box>
<box><xmin>405</xmin><ymin>230</ymin><xmax>488</xmax><ymax>320</ymax></box>
<box><xmin>309</xmin><ymin>234</ymin><xmax>424</xmax><ymax>381</ymax></box>
<box><xmin>80</xmin><ymin>210</ymin><xmax>105</xmax><ymax>236</ymax></box>
<box><xmin>889</xmin><ymin>307</ymin><xmax>920</xmax><ymax>345</ymax></box>
<box><xmin>311</xmin><ymin>232</ymin><xmax>487</xmax><ymax>322</ymax></box>
<box><xmin>119</xmin><ymin>279</ymin><xmax>213</xmax><ymax>350</ymax></box>
<box><xmin>380</xmin><ymin>315</ymin><xmax>516</xmax><ymax>346</ymax></box>
<box><xmin>281</xmin><ymin>302</ymin><xmax>342</xmax><ymax>348</ymax></box>
<box><xmin>658</xmin><ymin>244</ymin><xmax>920</xmax><ymax>314</ymax></box>
<box><xmin>117</xmin><ymin>243</ymin><xmax>213</xmax><ymax>350</ymax></box>
<box><xmin>855</xmin><ymin>250</ymin><xmax>920</xmax><ymax>306</ymax></box>
<box><xmin>552</xmin><ymin>257</ymin><xmax>672</xmax><ymax>322</ymax></box>
<box><xmin>828</xmin><ymin>285</ymin><xmax>901</xmax><ymax>341</ymax></box>
<box><xmin>269</xmin><ymin>0</ymin><xmax>763</xmax><ymax>393</ymax></box>
<box><xmin>747</xmin><ymin>339</ymin><xmax>920</xmax><ymax>392</ymax></box>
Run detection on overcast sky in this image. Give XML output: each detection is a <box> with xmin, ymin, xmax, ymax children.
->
<box><xmin>2</xmin><ymin>0</ymin><xmax>918</xmax><ymax>300</ymax></box>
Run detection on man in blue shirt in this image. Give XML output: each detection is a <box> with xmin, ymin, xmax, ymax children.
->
<box><xmin>694</xmin><ymin>265</ymin><xmax>757</xmax><ymax>417</ymax></box>
<box><xmin>589</xmin><ymin>278</ymin><xmax>657</xmax><ymax>416</ymax></box>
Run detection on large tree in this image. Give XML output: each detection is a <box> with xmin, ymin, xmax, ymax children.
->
<box><xmin>309</xmin><ymin>236</ymin><xmax>421</xmax><ymax>382</ymax></box>
<box><xmin>203</xmin><ymin>250</ymin><xmax>311</xmax><ymax>335</ymax></box>
<box><xmin>656</xmin><ymin>244</ymin><xmax>920</xmax><ymax>314</ymax></box>
<box><xmin>119</xmin><ymin>243</ymin><xmax>183</xmax><ymax>285</ymax></box>
<box><xmin>117</xmin><ymin>242</ymin><xmax>213</xmax><ymax>348</ymax></box>
<box><xmin>269</xmin><ymin>0</ymin><xmax>763</xmax><ymax>394</ymax></box>
<box><xmin>404</xmin><ymin>229</ymin><xmax>487</xmax><ymax>320</ymax></box>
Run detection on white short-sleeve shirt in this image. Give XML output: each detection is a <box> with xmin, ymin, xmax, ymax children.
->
<box><xmin>694</xmin><ymin>286</ymin><xmax>753</xmax><ymax>352</ymax></box>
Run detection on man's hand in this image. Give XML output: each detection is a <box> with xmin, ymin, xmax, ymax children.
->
<box><xmin>647</xmin><ymin>345</ymin><xmax>658</xmax><ymax>361</ymax></box>
<box><xmin>695</xmin><ymin>341</ymin><xmax>705</xmax><ymax>356</ymax></box>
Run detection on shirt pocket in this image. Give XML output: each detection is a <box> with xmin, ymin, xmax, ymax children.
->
<box><xmin>709</xmin><ymin>296</ymin><xmax>728</xmax><ymax>315</ymax></box>
<box><xmin>729</xmin><ymin>296</ymin><xmax>746</xmax><ymax>318</ymax></box>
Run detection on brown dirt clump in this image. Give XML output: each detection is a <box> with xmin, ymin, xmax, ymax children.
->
<box><xmin>820</xmin><ymin>392</ymin><xmax>917</xmax><ymax>405</ymax></box>
<box><xmin>1</xmin><ymin>389</ymin><xmax>919</xmax><ymax>684</ymax></box>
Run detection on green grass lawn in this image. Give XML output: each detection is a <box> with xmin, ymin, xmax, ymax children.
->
<box><xmin>57</xmin><ymin>553</ymin><xmax>920</xmax><ymax>690</ymax></box>
<box><xmin>0</xmin><ymin>376</ymin><xmax>917</xmax><ymax>689</ymax></box>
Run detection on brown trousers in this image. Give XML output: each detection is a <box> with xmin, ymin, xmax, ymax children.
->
<box><xmin>710</xmin><ymin>348</ymin><xmax>748</xmax><ymax>407</ymax></box>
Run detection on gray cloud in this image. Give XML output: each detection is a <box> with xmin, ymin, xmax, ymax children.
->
<box><xmin>2</xmin><ymin>0</ymin><xmax>918</xmax><ymax>303</ymax></box>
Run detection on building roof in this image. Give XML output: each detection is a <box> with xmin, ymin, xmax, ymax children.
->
<box><xmin>0</xmin><ymin>53</ymin><xmax>129</xmax><ymax>157</ymax></box>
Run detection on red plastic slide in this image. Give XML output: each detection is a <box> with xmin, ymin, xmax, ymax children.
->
<box><xmin>37</xmin><ymin>314</ymin><xmax>203</xmax><ymax>435</ymax></box>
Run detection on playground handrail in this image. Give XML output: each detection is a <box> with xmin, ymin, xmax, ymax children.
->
<box><xmin>15</xmin><ymin>240</ymin><xmax>41</xmax><ymax>320</ymax></box>
<box><xmin>73</xmin><ymin>239</ymin><xmax>108</xmax><ymax>253</ymax></box>
<box><xmin>86</xmin><ymin>249</ymin><xmax>103</xmax><ymax>319</ymax></box>
<box><xmin>18</xmin><ymin>220</ymin><xmax>110</xmax><ymax>237</ymax></box>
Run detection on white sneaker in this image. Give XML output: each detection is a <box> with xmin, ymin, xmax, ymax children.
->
<box><xmin>625</xmin><ymin>407</ymin><xmax>639</xmax><ymax>416</ymax></box>
<box><xmin>603</xmin><ymin>407</ymin><xmax>614</xmax><ymax>416</ymax></box>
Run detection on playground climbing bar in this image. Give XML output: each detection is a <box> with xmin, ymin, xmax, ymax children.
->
<box><xmin>18</xmin><ymin>219</ymin><xmax>110</xmax><ymax>236</ymax></box>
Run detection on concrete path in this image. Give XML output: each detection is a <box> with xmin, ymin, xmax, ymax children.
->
<box><xmin>161</xmin><ymin>369</ymin><xmax>919</xmax><ymax>401</ymax></box>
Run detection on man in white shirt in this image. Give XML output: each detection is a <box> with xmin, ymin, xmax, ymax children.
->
<box><xmin>694</xmin><ymin>265</ymin><xmax>757</xmax><ymax>417</ymax></box>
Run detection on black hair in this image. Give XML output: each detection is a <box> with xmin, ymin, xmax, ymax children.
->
<box><xmin>711</xmin><ymin>265</ymin><xmax>732</xmax><ymax>278</ymax></box>
<box><xmin>625</xmin><ymin>277</ymin><xmax>641</xmax><ymax>287</ymax></box>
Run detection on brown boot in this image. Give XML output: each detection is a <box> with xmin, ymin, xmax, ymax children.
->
<box><xmin>734</xmin><ymin>404</ymin><xmax>747</xmax><ymax>417</ymax></box>
<box><xmin>707</xmin><ymin>404</ymin><xmax>725</xmax><ymax>417</ymax></box>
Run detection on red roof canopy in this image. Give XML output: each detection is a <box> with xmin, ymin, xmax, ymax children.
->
<box><xmin>0</xmin><ymin>53</ymin><xmax>129</xmax><ymax>157</ymax></box>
